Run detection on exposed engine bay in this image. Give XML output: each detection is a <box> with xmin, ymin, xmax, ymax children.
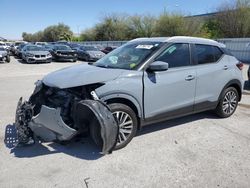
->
<box><xmin>15</xmin><ymin>81</ymin><xmax>119</xmax><ymax>154</ymax></box>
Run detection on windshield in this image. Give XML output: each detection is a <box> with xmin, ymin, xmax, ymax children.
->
<box><xmin>55</xmin><ymin>45</ymin><xmax>71</xmax><ymax>50</ymax></box>
<box><xmin>0</xmin><ymin>47</ymin><xmax>5</xmax><ymax>51</ymax></box>
<box><xmin>26</xmin><ymin>45</ymin><xmax>45</xmax><ymax>51</ymax></box>
<box><xmin>94</xmin><ymin>41</ymin><xmax>162</xmax><ymax>70</ymax></box>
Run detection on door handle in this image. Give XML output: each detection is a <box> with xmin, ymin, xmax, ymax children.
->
<box><xmin>223</xmin><ymin>65</ymin><xmax>228</xmax><ymax>70</ymax></box>
<box><xmin>185</xmin><ymin>75</ymin><xmax>195</xmax><ymax>81</ymax></box>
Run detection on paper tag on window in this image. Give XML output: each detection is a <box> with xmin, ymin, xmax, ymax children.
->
<box><xmin>136</xmin><ymin>45</ymin><xmax>154</xmax><ymax>49</ymax></box>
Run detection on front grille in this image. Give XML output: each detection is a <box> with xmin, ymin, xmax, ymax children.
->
<box><xmin>35</xmin><ymin>55</ymin><xmax>40</xmax><ymax>58</ymax></box>
<box><xmin>41</xmin><ymin>55</ymin><xmax>46</xmax><ymax>58</ymax></box>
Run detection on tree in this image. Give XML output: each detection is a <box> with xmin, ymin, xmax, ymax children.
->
<box><xmin>154</xmin><ymin>13</ymin><xmax>186</xmax><ymax>36</ymax></box>
<box><xmin>215</xmin><ymin>0</ymin><xmax>250</xmax><ymax>37</ymax></box>
<box><xmin>201</xmin><ymin>19</ymin><xmax>222</xmax><ymax>38</ymax></box>
<box><xmin>43</xmin><ymin>23</ymin><xmax>73</xmax><ymax>41</ymax></box>
<box><xmin>22</xmin><ymin>23</ymin><xmax>73</xmax><ymax>42</ymax></box>
<box><xmin>127</xmin><ymin>15</ymin><xmax>156</xmax><ymax>38</ymax></box>
<box><xmin>94</xmin><ymin>14</ymin><xmax>129</xmax><ymax>41</ymax></box>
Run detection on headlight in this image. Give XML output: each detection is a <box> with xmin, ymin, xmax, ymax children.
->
<box><xmin>47</xmin><ymin>53</ymin><xmax>52</xmax><ymax>57</ymax></box>
<box><xmin>0</xmin><ymin>55</ymin><xmax>2</xmax><ymax>58</ymax></box>
<box><xmin>33</xmin><ymin>80</ymin><xmax>43</xmax><ymax>95</ymax></box>
<box><xmin>26</xmin><ymin>53</ymin><xmax>34</xmax><ymax>57</ymax></box>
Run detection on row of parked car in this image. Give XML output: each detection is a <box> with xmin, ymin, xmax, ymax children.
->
<box><xmin>0</xmin><ymin>41</ymin><xmax>118</xmax><ymax>64</ymax></box>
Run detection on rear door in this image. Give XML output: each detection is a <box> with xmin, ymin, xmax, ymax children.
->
<box><xmin>143</xmin><ymin>43</ymin><xmax>196</xmax><ymax>120</ymax></box>
<box><xmin>193</xmin><ymin>44</ymin><xmax>230</xmax><ymax>111</ymax></box>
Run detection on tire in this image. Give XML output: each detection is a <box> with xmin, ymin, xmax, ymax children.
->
<box><xmin>108</xmin><ymin>103</ymin><xmax>138</xmax><ymax>150</ymax></box>
<box><xmin>6</xmin><ymin>55</ymin><xmax>10</xmax><ymax>63</ymax></box>
<box><xmin>215</xmin><ymin>87</ymin><xmax>239</xmax><ymax>118</ymax></box>
<box><xmin>248</xmin><ymin>69</ymin><xmax>250</xmax><ymax>81</ymax></box>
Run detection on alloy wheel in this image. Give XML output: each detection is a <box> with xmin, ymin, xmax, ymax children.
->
<box><xmin>112</xmin><ymin>111</ymin><xmax>133</xmax><ymax>146</ymax></box>
<box><xmin>222</xmin><ymin>90</ymin><xmax>237</xmax><ymax>115</ymax></box>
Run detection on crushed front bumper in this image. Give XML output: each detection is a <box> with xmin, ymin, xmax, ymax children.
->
<box><xmin>15</xmin><ymin>97</ymin><xmax>119</xmax><ymax>154</ymax></box>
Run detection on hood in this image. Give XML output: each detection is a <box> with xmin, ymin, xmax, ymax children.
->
<box><xmin>42</xmin><ymin>64</ymin><xmax>124</xmax><ymax>89</ymax></box>
<box><xmin>27</xmin><ymin>51</ymin><xmax>50</xmax><ymax>55</ymax></box>
<box><xmin>87</xmin><ymin>50</ymin><xmax>105</xmax><ymax>55</ymax></box>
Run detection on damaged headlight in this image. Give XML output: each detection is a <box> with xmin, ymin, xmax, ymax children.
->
<box><xmin>33</xmin><ymin>80</ymin><xmax>43</xmax><ymax>95</ymax></box>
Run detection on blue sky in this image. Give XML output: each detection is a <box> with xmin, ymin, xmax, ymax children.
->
<box><xmin>0</xmin><ymin>0</ymin><xmax>224</xmax><ymax>39</ymax></box>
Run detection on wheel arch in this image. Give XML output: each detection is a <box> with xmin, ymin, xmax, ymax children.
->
<box><xmin>100</xmin><ymin>94</ymin><xmax>143</xmax><ymax>129</ymax></box>
<box><xmin>219</xmin><ymin>79</ymin><xmax>242</xmax><ymax>102</ymax></box>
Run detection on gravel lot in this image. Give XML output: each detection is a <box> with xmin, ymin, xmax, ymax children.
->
<box><xmin>0</xmin><ymin>57</ymin><xmax>250</xmax><ymax>188</ymax></box>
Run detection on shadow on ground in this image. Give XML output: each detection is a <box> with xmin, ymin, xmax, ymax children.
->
<box><xmin>4</xmin><ymin>124</ymin><xmax>102</xmax><ymax>160</ymax></box>
<box><xmin>5</xmin><ymin>111</ymin><xmax>219</xmax><ymax>160</ymax></box>
<box><xmin>138</xmin><ymin>111</ymin><xmax>219</xmax><ymax>136</ymax></box>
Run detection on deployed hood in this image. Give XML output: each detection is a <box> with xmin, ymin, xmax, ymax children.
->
<box><xmin>42</xmin><ymin>64</ymin><xmax>124</xmax><ymax>88</ymax></box>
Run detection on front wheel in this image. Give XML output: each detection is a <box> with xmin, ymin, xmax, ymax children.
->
<box><xmin>6</xmin><ymin>55</ymin><xmax>10</xmax><ymax>63</ymax></box>
<box><xmin>215</xmin><ymin>87</ymin><xmax>239</xmax><ymax>118</ymax></box>
<box><xmin>108</xmin><ymin>103</ymin><xmax>138</xmax><ymax>150</ymax></box>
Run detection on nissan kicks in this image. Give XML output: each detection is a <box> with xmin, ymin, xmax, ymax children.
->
<box><xmin>15</xmin><ymin>36</ymin><xmax>244</xmax><ymax>154</ymax></box>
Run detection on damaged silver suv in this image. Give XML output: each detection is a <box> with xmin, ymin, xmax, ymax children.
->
<box><xmin>15</xmin><ymin>37</ymin><xmax>244</xmax><ymax>154</ymax></box>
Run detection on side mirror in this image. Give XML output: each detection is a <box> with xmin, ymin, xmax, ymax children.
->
<box><xmin>147</xmin><ymin>61</ymin><xmax>169</xmax><ymax>72</ymax></box>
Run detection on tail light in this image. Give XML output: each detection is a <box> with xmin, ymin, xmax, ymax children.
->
<box><xmin>236</xmin><ymin>62</ymin><xmax>244</xmax><ymax>70</ymax></box>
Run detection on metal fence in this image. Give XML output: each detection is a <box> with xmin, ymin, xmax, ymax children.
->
<box><xmin>217</xmin><ymin>38</ymin><xmax>250</xmax><ymax>64</ymax></box>
<box><xmin>81</xmin><ymin>41</ymin><xmax>127</xmax><ymax>47</ymax></box>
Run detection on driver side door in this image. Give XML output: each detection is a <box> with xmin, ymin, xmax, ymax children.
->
<box><xmin>143</xmin><ymin>43</ymin><xmax>196</xmax><ymax>122</ymax></box>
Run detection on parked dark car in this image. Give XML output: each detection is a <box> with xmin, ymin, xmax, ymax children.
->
<box><xmin>10</xmin><ymin>42</ymin><xmax>24</xmax><ymax>55</ymax></box>
<box><xmin>101</xmin><ymin>46</ymin><xmax>117</xmax><ymax>54</ymax></box>
<box><xmin>0</xmin><ymin>47</ymin><xmax>10</xmax><ymax>63</ymax></box>
<box><xmin>67</xmin><ymin>43</ymin><xmax>81</xmax><ymax>51</ymax></box>
<box><xmin>77</xmin><ymin>45</ymin><xmax>105</xmax><ymax>62</ymax></box>
<box><xmin>49</xmin><ymin>45</ymin><xmax>77</xmax><ymax>62</ymax></box>
<box><xmin>248</xmin><ymin>66</ymin><xmax>250</xmax><ymax>81</ymax></box>
<box><xmin>16</xmin><ymin>43</ymin><xmax>28</xmax><ymax>58</ymax></box>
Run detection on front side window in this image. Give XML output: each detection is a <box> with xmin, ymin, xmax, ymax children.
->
<box><xmin>155</xmin><ymin>43</ymin><xmax>190</xmax><ymax>68</ymax></box>
<box><xmin>195</xmin><ymin>44</ymin><xmax>223</xmax><ymax>64</ymax></box>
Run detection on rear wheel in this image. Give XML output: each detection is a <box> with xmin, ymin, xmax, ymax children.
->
<box><xmin>108</xmin><ymin>103</ymin><xmax>138</xmax><ymax>150</ymax></box>
<box><xmin>215</xmin><ymin>87</ymin><xmax>239</xmax><ymax>118</ymax></box>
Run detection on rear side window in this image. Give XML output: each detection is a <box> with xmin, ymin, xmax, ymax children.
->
<box><xmin>155</xmin><ymin>43</ymin><xmax>190</xmax><ymax>68</ymax></box>
<box><xmin>195</xmin><ymin>44</ymin><xmax>223</xmax><ymax>64</ymax></box>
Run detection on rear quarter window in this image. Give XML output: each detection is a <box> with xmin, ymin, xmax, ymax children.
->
<box><xmin>195</xmin><ymin>44</ymin><xmax>224</xmax><ymax>65</ymax></box>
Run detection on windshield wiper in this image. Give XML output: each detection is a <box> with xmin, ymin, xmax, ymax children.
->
<box><xmin>95</xmin><ymin>64</ymin><xmax>115</xmax><ymax>69</ymax></box>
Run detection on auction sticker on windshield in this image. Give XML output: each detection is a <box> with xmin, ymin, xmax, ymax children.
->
<box><xmin>136</xmin><ymin>45</ymin><xmax>155</xmax><ymax>49</ymax></box>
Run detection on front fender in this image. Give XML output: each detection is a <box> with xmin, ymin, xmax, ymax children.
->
<box><xmin>99</xmin><ymin>93</ymin><xmax>143</xmax><ymax>118</ymax></box>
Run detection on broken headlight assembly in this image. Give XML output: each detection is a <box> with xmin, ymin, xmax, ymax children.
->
<box><xmin>15</xmin><ymin>81</ymin><xmax>119</xmax><ymax>154</ymax></box>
